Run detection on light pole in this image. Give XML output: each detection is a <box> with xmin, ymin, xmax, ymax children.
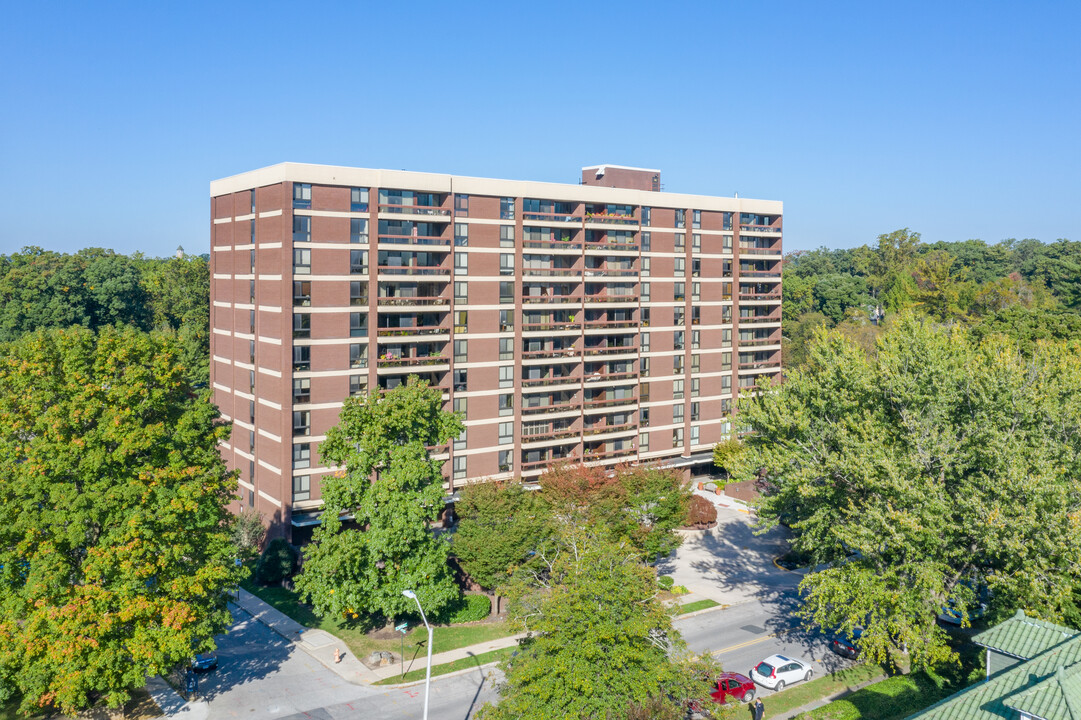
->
<box><xmin>402</xmin><ymin>589</ymin><xmax>432</xmax><ymax>720</ymax></box>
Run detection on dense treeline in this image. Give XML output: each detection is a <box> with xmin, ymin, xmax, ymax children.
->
<box><xmin>0</xmin><ymin>247</ymin><xmax>210</xmax><ymax>385</ymax></box>
<box><xmin>783</xmin><ymin>230</ymin><xmax>1081</xmax><ymax>365</ymax></box>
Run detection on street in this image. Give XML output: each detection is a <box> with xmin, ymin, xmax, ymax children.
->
<box><xmin>198</xmin><ymin>504</ymin><xmax>847</xmax><ymax>719</ymax></box>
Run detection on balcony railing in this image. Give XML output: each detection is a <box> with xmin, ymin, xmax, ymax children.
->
<box><xmin>584</xmin><ymin>396</ymin><xmax>637</xmax><ymax>409</ymax></box>
<box><xmin>584</xmin><ymin>213</ymin><xmax>638</xmax><ymax>226</ymax></box>
<box><xmin>522</xmin><ymin>375</ymin><xmax>580</xmax><ymax>388</ymax></box>
<box><xmin>377</xmin><ymin>265</ymin><xmax>450</xmax><ymax>276</ymax></box>
<box><xmin>378</xmin><ymin>355</ymin><xmax>450</xmax><ymax>367</ymax></box>
<box><xmin>522</xmin><ymin>400</ymin><xmax>581</xmax><ymax>415</ymax></box>
<box><xmin>739</xmin><ymin>361</ymin><xmax>781</xmax><ymax>370</ymax></box>
<box><xmin>584</xmin><ymin>269</ymin><xmax>638</xmax><ymax>277</ymax></box>
<box><xmin>522</xmin><ymin>427</ymin><xmax>581</xmax><ymax>443</ymax></box>
<box><xmin>377</xmin><ymin>295</ymin><xmax>449</xmax><ymax>306</ymax></box>
<box><xmin>739</xmin><ymin>269</ymin><xmax>781</xmax><ymax>277</ymax></box>
<box><xmin>584</xmin><ymin>371</ymin><xmax>636</xmax><ymax>383</ymax></box>
<box><xmin>584</xmin><ymin>345</ymin><xmax>636</xmax><ymax>356</ymax></box>
<box><xmin>584</xmin><ymin>422</ymin><xmax>636</xmax><ymax>437</ymax></box>
<box><xmin>376</xmin><ymin>325</ymin><xmax>450</xmax><ymax>337</ymax></box>
<box><xmin>739</xmin><ymin>246</ymin><xmax>783</xmax><ymax>256</ymax></box>
<box><xmin>379</xmin><ymin>204</ymin><xmax>450</xmax><ymax>216</ymax></box>
<box><xmin>584</xmin><ymin>321</ymin><xmax>637</xmax><ymax>330</ymax></box>
<box><xmin>739</xmin><ymin>338</ymin><xmax>781</xmax><ymax>347</ymax></box>
<box><xmin>739</xmin><ymin>225</ymin><xmax>782</xmax><ymax>234</ymax></box>
<box><xmin>523</xmin><ymin>321</ymin><xmax>580</xmax><ymax>332</ymax></box>
<box><xmin>584</xmin><ymin>241</ymin><xmax>639</xmax><ymax>252</ymax></box>
<box><xmin>739</xmin><ymin>293</ymin><xmax>782</xmax><ymax>300</ymax></box>
<box><xmin>584</xmin><ymin>446</ymin><xmax>636</xmax><ymax>461</ymax></box>
<box><xmin>523</xmin><ymin>239</ymin><xmax>583</xmax><ymax>251</ymax></box>
<box><xmin>583</xmin><ymin>294</ymin><xmax>639</xmax><ymax>303</ymax></box>
<box><xmin>378</xmin><ymin>235</ymin><xmax>451</xmax><ymax>247</ymax></box>
<box><xmin>523</xmin><ymin>267</ymin><xmax>580</xmax><ymax>277</ymax></box>
<box><xmin>523</xmin><ymin>294</ymin><xmax>581</xmax><ymax>304</ymax></box>
<box><xmin>523</xmin><ymin>211</ymin><xmax>582</xmax><ymax>223</ymax></box>
<box><xmin>739</xmin><ymin>315</ymin><xmax>782</xmax><ymax>324</ymax></box>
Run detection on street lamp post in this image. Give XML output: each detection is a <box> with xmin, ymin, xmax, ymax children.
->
<box><xmin>402</xmin><ymin>589</ymin><xmax>432</xmax><ymax>720</ymax></box>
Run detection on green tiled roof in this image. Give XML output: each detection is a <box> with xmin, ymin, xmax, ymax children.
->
<box><xmin>974</xmin><ymin>611</ymin><xmax>1079</xmax><ymax>660</ymax></box>
<box><xmin>1003</xmin><ymin>664</ymin><xmax>1081</xmax><ymax>720</ymax></box>
<box><xmin>908</xmin><ymin>619</ymin><xmax>1081</xmax><ymax>720</ymax></box>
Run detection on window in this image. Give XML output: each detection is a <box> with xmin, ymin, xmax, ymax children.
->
<box><xmin>249</xmin><ymin>370</ymin><xmax>255</xmax><ymax>392</ymax></box>
<box><xmin>454</xmin><ymin>428</ymin><xmax>467</xmax><ymax>451</ymax></box>
<box><xmin>692</xmin><ymin>210</ymin><xmax>701</xmax><ymax>229</ymax></box>
<box><xmin>249</xmin><ymin>279</ymin><xmax>255</xmax><ymax>303</ymax></box>
<box><xmin>293</xmin><ymin>313</ymin><xmax>310</xmax><ymax>339</ymax></box>
<box><xmin>692</xmin><ymin>281</ymin><xmax>701</xmax><ymax>300</ymax></box>
<box><xmin>249</xmin><ymin>310</ymin><xmax>256</xmax><ymax>333</ymax></box>
<box><xmin>293</xmin><ymin>248</ymin><xmax>311</xmax><ymax>274</ymax></box>
<box><xmin>499</xmin><ymin>422</ymin><xmax>513</xmax><ymax>445</ymax></box>
<box><xmin>453</xmin><ymin>396</ymin><xmax>467</xmax><ymax>415</ymax></box>
<box><xmin>674</xmin><ymin>331</ymin><xmax>685</xmax><ymax>350</ymax></box>
<box><xmin>249</xmin><ymin>399</ymin><xmax>256</xmax><ymax>422</ymax></box>
<box><xmin>640</xmin><ymin>382</ymin><xmax>650</xmax><ymax>402</ymax></box>
<box><xmin>250</xmin><ymin>248</ymin><xmax>256</xmax><ymax>272</ymax></box>
<box><xmin>454</xmin><ymin>310</ymin><xmax>468</xmax><ymax>333</ymax></box>
<box><xmin>641</xmin><ymin>357</ymin><xmax>650</xmax><ymax>376</ymax></box>
<box><xmin>454</xmin><ymin>253</ymin><xmax>468</xmax><ymax>276</ymax></box>
<box><xmin>723</xmin><ymin>234</ymin><xmax>733</xmax><ymax>250</ymax></box>
<box><xmin>454</xmin><ymin>281</ymin><xmax>468</xmax><ymax>303</ymax></box>
<box><xmin>641</xmin><ymin>282</ymin><xmax>650</xmax><ymax>302</ymax></box>
<box><xmin>641</xmin><ymin>307</ymin><xmax>650</xmax><ymax>327</ymax></box>
<box><xmin>349</xmin><ymin>343</ymin><xmax>367</xmax><ymax>368</ymax></box>
<box><xmin>293</xmin><ymin>280</ymin><xmax>310</xmax><ymax>306</ymax></box>
<box><xmin>500</xmin><ymin>197</ymin><xmax>515</xmax><ymax>220</ymax></box>
<box><xmin>691</xmin><ymin>307</ymin><xmax>701</xmax><ymax>325</ymax></box>
<box><xmin>722</xmin><ymin>375</ymin><xmax>732</xmax><ymax>390</ymax></box>
<box><xmin>498</xmin><ymin>450</ymin><xmax>513</xmax><ymax>473</ymax></box>
<box><xmin>454</xmin><ymin>223</ymin><xmax>468</xmax><ymax>246</ymax></box>
<box><xmin>453</xmin><ymin>455</ymin><xmax>466</xmax><ymax>481</ymax></box>
<box><xmin>292</xmin><ymin>443</ymin><xmax>310</xmax><ymax>469</ymax></box>
<box><xmin>641</xmin><ymin>332</ymin><xmax>650</xmax><ymax>352</ymax></box>
<box><xmin>350</xmin><ymin>312</ymin><xmax>366</xmax><ymax>337</ymax></box>
<box><xmin>293</xmin><ymin>410</ymin><xmax>311</xmax><ymax>437</ymax></box>
<box><xmin>499</xmin><ymin>393</ymin><xmax>513</xmax><ymax>416</ymax></box>
<box><xmin>499</xmin><ymin>365</ymin><xmax>514</xmax><ymax>388</ymax></box>
<box><xmin>675</xmin><ymin>209</ymin><xmax>685</xmax><ymax>228</ymax></box>
<box><xmin>674</xmin><ymin>307</ymin><xmax>685</xmax><ymax>326</ymax></box>
<box><xmin>250</xmin><ymin>189</ymin><xmax>256</xmax><ymax>214</ymax></box>
<box><xmin>674</xmin><ymin>355</ymin><xmax>685</xmax><ymax>373</ymax></box>
<box><xmin>692</xmin><ymin>378</ymin><xmax>700</xmax><ymax>397</ymax></box>
<box><xmin>350</xmin><ymin>281</ymin><xmax>366</xmax><ymax>306</ymax></box>
<box><xmin>292</xmin><ymin>475</ymin><xmax>310</xmax><ymax>502</ymax></box>
<box><xmin>672</xmin><ymin>428</ymin><xmax>684</xmax><ymax>446</ymax></box>
<box><xmin>454</xmin><ymin>339</ymin><xmax>467</xmax><ymax>363</ymax></box>
<box><xmin>639</xmin><ymin>432</ymin><xmax>649</xmax><ymax>452</ymax></box>
<box><xmin>673</xmin><ymin>404</ymin><xmax>684</xmax><ymax>423</ymax></box>
<box><xmin>500</xmin><ymin>310</ymin><xmax>513</xmax><ymax>332</ymax></box>
<box><xmin>454</xmin><ymin>369</ymin><xmax>467</xmax><ymax>392</ymax></box>
<box><xmin>692</xmin><ymin>330</ymin><xmax>700</xmax><ymax>349</ymax></box>
<box><xmin>455</xmin><ymin>194</ymin><xmax>469</xmax><ymax>215</ymax></box>
<box><xmin>500</xmin><ymin>226</ymin><xmax>515</xmax><ymax>248</ymax></box>
<box><xmin>641</xmin><ymin>207</ymin><xmax>651</xmax><ymax>226</ymax></box>
<box><xmin>249</xmin><ymin>429</ymin><xmax>255</xmax><ymax>451</ymax></box>
<box><xmin>692</xmin><ymin>233</ymin><xmax>701</xmax><ymax>251</ymax></box>
<box><xmin>675</xmin><ymin>258</ymin><xmax>685</xmax><ymax>277</ymax></box>
<box><xmin>249</xmin><ymin>218</ymin><xmax>256</xmax><ymax>244</ymax></box>
<box><xmin>293</xmin><ymin>346</ymin><xmax>310</xmax><ymax>371</ymax></box>
<box><xmin>350</xmin><ymin>249</ymin><xmax>367</xmax><ymax>274</ymax></box>
<box><xmin>292</xmin><ymin>215</ymin><xmax>311</xmax><ymax>243</ymax></box>
<box><xmin>293</xmin><ymin>183</ymin><xmax>311</xmax><ymax>209</ymax></box>
<box><xmin>691</xmin><ymin>402</ymin><xmax>700</xmax><ymax>421</ymax></box>
<box><xmin>675</xmin><ymin>233</ymin><xmax>685</xmax><ymax>251</ymax></box>
<box><xmin>350</xmin><ymin>218</ymin><xmax>368</xmax><ymax>244</ymax></box>
<box><xmin>349</xmin><ymin>374</ymin><xmax>366</xmax><ymax>395</ymax></box>
<box><xmin>500</xmin><ymin>254</ymin><xmax>514</xmax><ymax>276</ymax></box>
<box><xmin>351</xmin><ymin>187</ymin><xmax>369</xmax><ymax>211</ymax></box>
<box><xmin>499</xmin><ymin>337</ymin><xmax>513</xmax><ymax>360</ymax></box>
<box><xmin>722</xmin><ymin>352</ymin><xmax>732</xmax><ymax>371</ymax></box>
<box><xmin>641</xmin><ymin>257</ymin><xmax>650</xmax><ymax>276</ymax></box>
<box><xmin>249</xmin><ymin>340</ymin><xmax>255</xmax><ymax>364</ymax></box>
<box><xmin>500</xmin><ymin>281</ymin><xmax>514</xmax><ymax>303</ymax></box>
<box><xmin>674</xmin><ymin>282</ymin><xmax>685</xmax><ymax>302</ymax></box>
<box><xmin>691</xmin><ymin>425</ymin><xmax>700</xmax><ymax>445</ymax></box>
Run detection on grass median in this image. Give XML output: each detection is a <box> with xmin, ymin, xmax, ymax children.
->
<box><xmin>241</xmin><ymin>578</ymin><xmax>514</xmax><ymax>665</ymax></box>
<box><xmin>676</xmin><ymin>599</ymin><xmax>722</xmax><ymax>615</ymax></box>
<box><xmin>373</xmin><ymin>646</ymin><xmax>515</xmax><ymax>685</ymax></box>
<box><xmin>761</xmin><ymin>663</ymin><xmax>890</xmax><ymax>719</ymax></box>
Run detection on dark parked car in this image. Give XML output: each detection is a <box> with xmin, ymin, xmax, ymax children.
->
<box><xmin>829</xmin><ymin>628</ymin><xmax>863</xmax><ymax>659</ymax></box>
<box><xmin>192</xmin><ymin>653</ymin><xmax>218</xmax><ymax>672</ymax></box>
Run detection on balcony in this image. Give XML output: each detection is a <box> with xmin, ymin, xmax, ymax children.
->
<box><xmin>739</xmin><ymin>245</ymin><xmax>783</xmax><ymax>256</ymax></box>
<box><xmin>522</xmin><ymin>210</ymin><xmax>582</xmax><ymax>223</ymax></box>
<box><xmin>376</xmin><ymin>325</ymin><xmax>450</xmax><ymax>338</ymax></box>
<box><xmin>583</xmin><ymin>268</ymin><xmax>638</xmax><ymax>278</ymax></box>
<box><xmin>377</xmin><ymin>265</ymin><xmax>451</xmax><ymax>277</ymax></box>
<box><xmin>379</xmin><ymin>203</ymin><xmax>450</xmax><ymax>217</ymax></box>
<box><xmin>377</xmin><ymin>295</ymin><xmax>450</xmax><ymax>308</ymax></box>
<box><xmin>378</xmin><ymin>234</ymin><xmax>451</xmax><ymax>248</ymax></box>
<box><xmin>583</xmin><ymin>293</ymin><xmax>639</xmax><ymax>304</ymax></box>
<box><xmin>584</xmin><ymin>446</ymin><xmax>636</xmax><ymax>461</ymax></box>
<box><xmin>584</xmin><ymin>371</ymin><xmax>636</xmax><ymax>384</ymax></box>
<box><xmin>738</xmin><ymin>292</ymin><xmax>782</xmax><ymax>301</ymax></box>
<box><xmin>739</xmin><ymin>336</ymin><xmax>781</xmax><ymax>347</ymax></box>
<box><xmin>583</xmin><ymin>344</ymin><xmax>637</xmax><ymax>356</ymax></box>
<box><xmin>584</xmin><ymin>395</ymin><xmax>637</xmax><ymax>410</ymax></box>
<box><xmin>739</xmin><ymin>224</ymin><xmax>782</xmax><ymax>234</ymax></box>
<box><xmin>739</xmin><ymin>361</ymin><xmax>781</xmax><ymax>372</ymax></box>
<box><xmin>583</xmin><ymin>212</ymin><xmax>637</xmax><ymax>226</ymax></box>
<box><xmin>521</xmin><ymin>426</ymin><xmax>581</xmax><ymax>444</ymax></box>
<box><xmin>522</xmin><ymin>374</ymin><xmax>580</xmax><ymax>389</ymax></box>
<box><xmin>523</xmin><ymin>293</ymin><xmax>582</xmax><ymax>305</ymax></box>
<box><xmin>378</xmin><ymin>354</ymin><xmax>451</xmax><ymax>369</ymax></box>
<box><xmin>523</xmin><ymin>266</ymin><xmax>580</xmax><ymax>277</ymax></box>
<box><xmin>522</xmin><ymin>347</ymin><xmax>581</xmax><ymax>361</ymax></box>
<box><xmin>522</xmin><ymin>321</ymin><xmax>580</xmax><ymax>333</ymax></box>
<box><xmin>522</xmin><ymin>238</ymin><xmax>583</xmax><ymax>252</ymax></box>
<box><xmin>583</xmin><ymin>422</ymin><xmax>636</xmax><ymax>438</ymax></box>
<box><xmin>739</xmin><ymin>315</ymin><xmax>782</xmax><ymax>324</ymax></box>
<box><xmin>584</xmin><ymin>240</ymin><xmax>639</xmax><ymax>253</ymax></box>
<box><xmin>522</xmin><ymin>399</ymin><xmax>582</xmax><ymax>416</ymax></box>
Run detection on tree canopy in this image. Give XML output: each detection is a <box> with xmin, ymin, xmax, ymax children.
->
<box><xmin>0</xmin><ymin>326</ymin><xmax>242</xmax><ymax>715</ymax></box>
<box><xmin>733</xmin><ymin>315</ymin><xmax>1081</xmax><ymax>668</ymax></box>
<box><xmin>296</xmin><ymin>377</ymin><xmax>464</xmax><ymax>620</ymax></box>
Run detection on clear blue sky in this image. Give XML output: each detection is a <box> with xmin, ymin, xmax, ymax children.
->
<box><xmin>1</xmin><ymin>1</ymin><xmax>1078</xmax><ymax>257</ymax></box>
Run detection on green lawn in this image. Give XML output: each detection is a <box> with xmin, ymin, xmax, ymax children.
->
<box><xmin>241</xmin><ymin>577</ymin><xmax>514</xmax><ymax>662</ymax></box>
<box><xmin>676</xmin><ymin>599</ymin><xmax>722</xmax><ymax>615</ymax></box>
<box><xmin>373</xmin><ymin>646</ymin><xmax>515</xmax><ymax>685</ymax></box>
<box><xmin>763</xmin><ymin>663</ymin><xmax>889</xmax><ymax>719</ymax></box>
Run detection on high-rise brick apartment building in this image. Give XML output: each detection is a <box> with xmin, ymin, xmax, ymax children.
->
<box><xmin>209</xmin><ymin>163</ymin><xmax>782</xmax><ymax>539</ymax></box>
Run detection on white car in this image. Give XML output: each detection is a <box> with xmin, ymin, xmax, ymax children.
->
<box><xmin>750</xmin><ymin>654</ymin><xmax>813</xmax><ymax>691</ymax></box>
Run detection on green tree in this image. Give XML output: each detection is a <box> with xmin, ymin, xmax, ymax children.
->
<box><xmin>232</xmin><ymin>510</ymin><xmax>266</xmax><ymax>561</ymax></box>
<box><xmin>812</xmin><ymin>273</ymin><xmax>869</xmax><ymax>324</ymax></box>
<box><xmin>296</xmin><ymin>377</ymin><xmax>464</xmax><ymax>620</ymax></box>
<box><xmin>970</xmin><ymin>305</ymin><xmax>1081</xmax><ymax>355</ymax></box>
<box><xmin>910</xmin><ymin>249</ymin><xmax>972</xmax><ymax>320</ymax></box>
<box><xmin>733</xmin><ymin>315</ymin><xmax>1081</xmax><ymax>669</ymax></box>
<box><xmin>479</xmin><ymin>528</ymin><xmax>715</xmax><ymax>720</ymax></box>
<box><xmin>453</xmin><ymin>481</ymin><xmax>551</xmax><ymax>610</ymax></box>
<box><xmin>0</xmin><ymin>327</ymin><xmax>242</xmax><ymax>715</ymax></box>
<box><xmin>782</xmin><ymin>311</ymin><xmax>830</xmax><ymax>368</ymax></box>
<box><xmin>1019</xmin><ymin>239</ymin><xmax>1081</xmax><ymax>309</ymax></box>
<box><xmin>140</xmin><ymin>254</ymin><xmax>210</xmax><ymax>386</ymax></box>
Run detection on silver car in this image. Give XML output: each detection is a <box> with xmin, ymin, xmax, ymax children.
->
<box><xmin>750</xmin><ymin>654</ymin><xmax>812</xmax><ymax>691</ymax></box>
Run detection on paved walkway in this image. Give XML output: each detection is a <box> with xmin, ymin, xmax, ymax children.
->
<box><xmin>145</xmin><ymin>676</ymin><xmax>207</xmax><ymax>720</ymax></box>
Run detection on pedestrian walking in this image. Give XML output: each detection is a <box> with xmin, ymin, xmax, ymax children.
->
<box><xmin>754</xmin><ymin>698</ymin><xmax>765</xmax><ymax>720</ymax></box>
<box><xmin>334</xmin><ymin>647</ymin><xmax>342</xmax><ymax>664</ymax></box>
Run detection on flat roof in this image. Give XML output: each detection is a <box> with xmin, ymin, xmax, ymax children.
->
<box><xmin>581</xmin><ymin>163</ymin><xmax>662</xmax><ymax>173</ymax></box>
<box><xmin>210</xmin><ymin>162</ymin><xmax>781</xmax><ymax>215</ymax></box>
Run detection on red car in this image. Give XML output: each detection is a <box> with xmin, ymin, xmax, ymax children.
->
<box><xmin>709</xmin><ymin>672</ymin><xmax>757</xmax><ymax>704</ymax></box>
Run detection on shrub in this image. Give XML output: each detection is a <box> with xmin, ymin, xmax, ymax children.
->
<box><xmin>673</xmin><ymin>585</ymin><xmax>690</xmax><ymax>595</ymax></box>
<box><xmin>437</xmin><ymin>593</ymin><xmax>492</xmax><ymax>624</ymax></box>
<box><xmin>256</xmin><ymin>538</ymin><xmax>298</xmax><ymax>585</ymax></box>
<box><xmin>685</xmin><ymin>495</ymin><xmax>718</xmax><ymax>528</ymax></box>
<box><xmin>658</xmin><ymin>575</ymin><xmax>675</xmax><ymax>591</ymax></box>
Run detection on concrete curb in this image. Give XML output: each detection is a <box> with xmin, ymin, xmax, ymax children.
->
<box><xmin>675</xmin><ymin>602</ymin><xmax>731</xmax><ymax>621</ymax></box>
<box><xmin>376</xmin><ymin>659</ymin><xmax>504</xmax><ymax>689</ymax></box>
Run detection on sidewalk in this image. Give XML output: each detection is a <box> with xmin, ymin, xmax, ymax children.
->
<box><xmin>369</xmin><ymin>630</ymin><xmax>525</xmax><ymax>682</ymax></box>
<box><xmin>232</xmin><ymin>589</ymin><xmax>382</xmax><ymax>684</ymax></box>
<box><xmin>145</xmin><ymin>676</ymin><xmax>207</xmax><ymax>720</ymax></box>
